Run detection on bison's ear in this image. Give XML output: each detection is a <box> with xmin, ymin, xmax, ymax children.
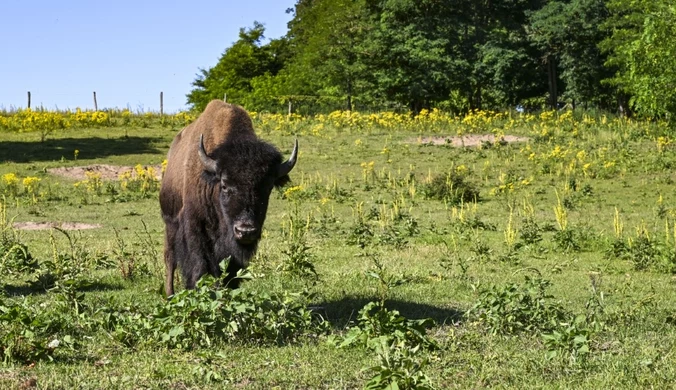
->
<box><xmin>274</xmin><ymin>174</ymin><xmax>291</xmax><ymax>188</ymax></box>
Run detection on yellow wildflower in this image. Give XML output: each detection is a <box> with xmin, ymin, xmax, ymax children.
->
<box><xmin>2</xmin><ymin>173</ymin><xmax>19</xmax><ymax>187</ymax></box>
<box><xmin>22</xmin><ymin>177</ymin><xmax>41</xmax><ymax>192</ymax></box>
<box><xmin>576</xmin><ymin>150</ymin><xmax>586</xmax><ymax>161</ymax></box>
<box><xmin>283</xmin><ymin>185</ymin><xmax>304</xmax><ymax>200</ymax></box>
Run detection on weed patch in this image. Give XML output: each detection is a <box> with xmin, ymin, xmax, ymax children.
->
<box><xmin>0</xmin><ymin>295</ymin><xmax>76</xmax><ymax>363</ymax></box>
<box><xmin>467</xmin><ymin>274</ymin><xmax>567</xmax><ymax>335</ymax></box>
<box><xmin>101</xmin><ymin>263</ymin><xmax>327</xmax><ymax>350</ymax></box>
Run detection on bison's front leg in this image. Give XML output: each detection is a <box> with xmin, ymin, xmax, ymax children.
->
<box><xmin>182</xmin><ymin>252</ymin><xmax>208</xmax><ymax>290</ymax></box>
<box><xmin>222</xmin><ymin>260</ymin><xmax>243</xmax><ymax>289</ymax></box>
<box><xmin>181</xmin><ymin>221</ymin><xmax>211</xmax><ymax>290</ymax></box>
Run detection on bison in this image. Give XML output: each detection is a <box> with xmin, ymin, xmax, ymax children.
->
<box><xmin>160</xmin><ymin>100</ymin><xmax>297</xmax><ymax>296</ymax></box>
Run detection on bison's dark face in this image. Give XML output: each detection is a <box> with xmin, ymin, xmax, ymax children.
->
<box><xmin>198</xmin><ymin>135</ymin><xmax>297</xmax><ymax>247</ymax></box>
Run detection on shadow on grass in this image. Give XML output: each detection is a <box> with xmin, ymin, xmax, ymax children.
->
<box><xmin>0</xmin><ymin>136</ymin><xmax>164</xmax><ymax>163</ymax></box>
<box><xmin>315</xmin><ymin>296</ymin><xmax>464</xmax><ymax>328</ymax></box>
<box><xmin>2</xmin><ymin>280</ymin><xmax>125</xmax><ymax>297</ymax></box>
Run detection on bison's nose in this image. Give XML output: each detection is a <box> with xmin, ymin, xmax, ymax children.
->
<box><xmin>234</xmin><ymin>224</ymin><xmax>259</xmax><ymax>244</ymax></box>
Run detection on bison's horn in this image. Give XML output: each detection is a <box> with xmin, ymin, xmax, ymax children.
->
<box><xmin>198</xmin><ymin>134</ymin><xmax>218</xmax><ymax>174</ymax></box>
<box><xmin>278</xmin><ymin>139</ymin><xmax>298</xmax><ymax>177</ymax></box>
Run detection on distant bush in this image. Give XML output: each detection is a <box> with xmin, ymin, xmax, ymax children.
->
<box><xmin>421</xmin><ymin>171</ymin><xmax>480</xmax><ymax>205</ymax></box>
<box><xmin>0</xmin><ymin>202</ymin><xmax>37</xmax><ymax>275</ymax></box>
<box><xmin>0</xmin><ymin>241</ymin><xmax>36</xmax><ymax>275</ymax></box>
<box><xmin>607</xmin><ymin>234</ymin><xmax>676</xmax><ymax>273</ymax></box>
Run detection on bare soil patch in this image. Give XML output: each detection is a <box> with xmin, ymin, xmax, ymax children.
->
<box><xmin>13</xmin><ymin>222</ymin><xmax>102</xmax><ymax>230</ymax></box>
<box><xmin>412</xmin><ymin>134</ymin><xmax>529</xmax><ymax>147</ymax></box>
<box><xmin>47</xmin><ymin>164</ymin><xmax>162</xmax><ymax>181</ymax></box>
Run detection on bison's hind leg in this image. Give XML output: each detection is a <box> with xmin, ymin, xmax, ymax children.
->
<box><xmin>163</xmin><ymin>220</ymin><xmax>179</xmax><ymax>297</ymax></box>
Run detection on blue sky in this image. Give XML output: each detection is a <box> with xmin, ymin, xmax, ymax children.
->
<box><xmin>0</xmin><ymin>0</ymin><xmax>295</xmax><ymax>112</ymax></box>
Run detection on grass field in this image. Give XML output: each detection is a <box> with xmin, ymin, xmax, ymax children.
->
<box><xmin>0</xmin><ymin>110</ymin><xmax>675</xmax><ymax>389</ymax></box>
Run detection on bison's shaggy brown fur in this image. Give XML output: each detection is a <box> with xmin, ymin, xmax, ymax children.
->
<box><xmin>160</xmin><ymin>100</ymin><xmax>296</xmax><ymax>296</ymax></box>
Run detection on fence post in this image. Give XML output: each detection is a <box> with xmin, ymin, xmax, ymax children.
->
<box><xmin>160</xmin><ymin>92</ymin><xmax>164</xmax><ymax>115</ymax></box>
<box><xmin>224</xmin><ymin>93</ymin><xmax>227</xmax><ymax>103</ymax></box>
<box><xmin>27</xmin><ymin>91</ymin><xmax>31</xmax><ymax>109</ymax></box>
<box><xmin>288</xmin><ymin>100</ymin><xmax>292</xmax><ymax>116</ymax></box>
<box><xmin>93</xmin><ymin>91</ymin><xmax>98</xmax><ymax>111</ymax></box>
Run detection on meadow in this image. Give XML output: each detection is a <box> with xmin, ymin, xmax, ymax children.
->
<box><xmin>0</xmin><ymin>107</ymin><xmax>675</xmax><ymax>389</ymax></box>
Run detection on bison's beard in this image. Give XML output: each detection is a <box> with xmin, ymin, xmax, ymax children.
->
<box><xmin>232</xmin><ymin>240</ymin><xmax>258</xmax><ymax>269</ymax></box>
<box><xmin>210</xmin><ymin>227</ymin><xmax>260</xmax><ymax>273</ymax></box>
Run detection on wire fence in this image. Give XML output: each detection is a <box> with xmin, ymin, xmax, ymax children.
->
<box><xmin>5</xmin><ymin>90</ymin><xmax>412</xmax><ymax>117</ymax></box>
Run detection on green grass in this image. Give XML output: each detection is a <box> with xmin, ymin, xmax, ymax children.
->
<box><xmin>0</xmin><ymin>117</ymin><xmax>675</xmax><ymax>389</ymax></box>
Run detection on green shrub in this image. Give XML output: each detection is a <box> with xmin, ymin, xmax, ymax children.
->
<box><xmin>279</xmin><ymin>206</ymin><xmax>318</xmax><ymax>279</ymax></box>
<box><xmin>607</xmin><ymin>235</ymin><xmax>676</xmax><ymax>272</ymax></box>
<box><xmin>102</xmin><ymin>262</ymin><xmax>327</xmax><ymax>350</ymax></box>
<box><xmin>34</xmin><ymin>229</ymin><xmax>91</xmax><ymax>293</ymax></box>
<box><xmin>0</xmin><ymin>295</ymin><xmax>75</xmax><ymax>363</ymax></box>
<box><xmin>0</xmin><ymin>241</ymin><xmax>36</xmax><ymax>275</ymax></box>
<box><xmin>365</xmin><ymin>336</ymin><xmax>436</xmax><ymax>390</ymax></box>
<box><xmin>332</xmin><ymin>301</ymin><xmax>437</xmax><ymax>390</ymax></box>
<box><xmin>151</xmin><ymin>272</ymin><xmax>326</xmax><ymax>349</ymax></box>
<box><xmin>0</xmin><ymin>204</ymin><xmax>37</xmax><ymax>275</ymax></box>
<box><xmin>467</xmin><ymin>275</ymin><xmax>567</xmax><ymax>335</ymax></box>
<box><xmin>421</xmin><ymin>171</ymin><xmax>480</xmax><ymax>205</ymax></box>
<box><xmin>335</xmin><ymin>301</ymin><xmax>436</xmax><ymax>351</ymax></box>
<box><xmin>519</xmin><ymin>217</ymin><xmax>543</xmax><ymax>245</ymax></box>
<box><xmin>542</xmin><ymin>314</ymin><xmax>593</xmax><ymax>364</ymax></box>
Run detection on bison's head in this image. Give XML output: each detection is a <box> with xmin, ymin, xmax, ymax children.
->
<box><xmin>198</xmin><ymin>135</ymin><xmax>297</xmax><ymax>247</ymax></box>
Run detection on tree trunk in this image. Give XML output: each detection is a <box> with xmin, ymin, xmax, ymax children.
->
<box><xmin>346</xmin><ymin>78</ymin><xmax>353</xmax><ymax>111</ymax></box>
<box><xmin>547</xmin><ymin>55</ymin><xmax>558</xmax><ymax>110</ymax></box>
<box><xmin>618</xmin><ymin>92</ymin><xmax>632</xmax><ymax>118</ymax></box>
<box><xmin>410</xmin><ymin>99</ymin><xmax>422</xmax><ymax>114</ymax></box>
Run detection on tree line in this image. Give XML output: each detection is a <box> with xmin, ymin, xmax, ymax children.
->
<box><xmin>187</xmin><ymin>0</ymin><xmax>676</xmax><ymax>120</ymax></box>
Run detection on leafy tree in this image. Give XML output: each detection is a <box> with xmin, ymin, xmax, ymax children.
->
<box><xmin>560</xmin><ymin>0</ymin><xmax>613</xmax><ymax>109</ymax></box>
<box><xmin>601</xmin><ymin>0</ymin><xmax>676</xmax><ymax>119</ymax></box>
<box><xmin>186</xmin><ymin>23</ymin><xmax>288</xmax><ymax>111</ymax></box>
<box><xmin>186</xmin><ymin>0</ymin><xmax>670</xmax><ymax>116</ymax></box>
<box><xmin>528</xmin><ymin>0</ymin><xmax>613</xmax><ymax>110</ymax></box>
<box><xmin>361</xmin><ymin>0</ymin><xmax>458</xmax><ymax>112</ymax></box>
<box><xmin>471</xmin><ymin>11</ymin><xmax>546</xmax><ymax>109</ymax></box>
<box><xmin>527</xmin><ymin>1</ymin><xmax>567</xmax><ymax>109</ymax></box>
<box><xmin>451</xmin><ymin>0</ymin><xmax>548</xmax><ymax>111</ymax></box>
<box><xmin>284</xmin><ymin>0</ymin><xmax>372</xmax><ymax>111</ymax></box>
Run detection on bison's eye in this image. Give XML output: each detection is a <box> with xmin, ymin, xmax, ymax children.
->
<box><xmin>221</xmin><ymin>186</ymin><xmax>235</xmax><ymax>196</ymax></box>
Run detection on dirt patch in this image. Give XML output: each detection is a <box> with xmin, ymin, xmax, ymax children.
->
<box><xmin>13</xmin><ymin>222</ymin><xmax>102</xmax><ymax>230</ymax></box>
<box><xmin>413</xmin><ymin>134</ymin><xmax>529</xmax><ymax>147</ymax></box>
<box><xmin>47</xmin><ymin>164</ymin><xmax>162</xmax><ymax>181</ymax></box>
